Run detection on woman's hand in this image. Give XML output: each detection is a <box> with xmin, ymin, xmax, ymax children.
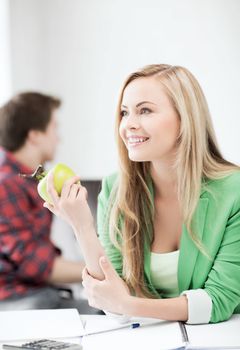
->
<box><xmin>82</xmin><ymin>256</ymin><xmax>131</xmax><ymax>314</ymax></box>
<box><xmin>43</xmin><ymin>172</ymin><xmax>94</xmax><ymax>232</ymax></box>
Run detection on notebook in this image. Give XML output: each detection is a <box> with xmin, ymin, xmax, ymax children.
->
<box><xmin>82</xmin><ymin>314</ymin><xmax>240</xmax><ymax>350</ymax></box>
<box><xmin>184</xmin><ymin>315</ymin><xmax>240</xmax><ymax>349</ymax></box>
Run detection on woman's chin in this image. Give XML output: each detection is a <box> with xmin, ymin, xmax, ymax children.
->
<box><xmin>128</xmin><ymin>153</ymin><xmax>149</xmax><ymax>162</ymax></box>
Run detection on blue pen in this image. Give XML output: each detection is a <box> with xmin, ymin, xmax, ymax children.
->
<box><xmin>130</xmin><ymin>321</ymin><xmax>161</xmax><ymax>330</ymax></box>
<box><xmin>85</xmin><ymin>322</ymin><xmax>141</xmax><ymax>336</ymax></box>
<box><xmin>131</xmin><ymin>323</ymin><xmax>140</xmax><ymax>329</ymax></box>
<box><xmin>84</xmin><ymin>320</ymin><xmax>160</xmax><ymax>336</ymax></box>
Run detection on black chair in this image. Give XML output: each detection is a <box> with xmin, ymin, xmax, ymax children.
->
<box><xmin>81</xmin><ymin>180</ymin><xmax>102</xmax><ymax>226</ymax></box>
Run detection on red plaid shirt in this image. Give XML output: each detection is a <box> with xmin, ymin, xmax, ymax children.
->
<box><xmin>0</xmin><ymin>147</ymin><xmax>60</xmax><ymax>300</ymax></box>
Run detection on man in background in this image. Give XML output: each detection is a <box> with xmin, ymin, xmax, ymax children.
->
<box><xmin>0</xmin><ymin>92</ymin><xmax>97</xmax><ymax>313</ymax></box>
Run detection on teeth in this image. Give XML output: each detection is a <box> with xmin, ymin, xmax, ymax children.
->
<box><xmin>128</xmin><ymin>137</ymin><xmax>148</xmax><ymax>143</ymax></box>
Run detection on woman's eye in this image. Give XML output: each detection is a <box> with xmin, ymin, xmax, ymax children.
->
<box><xmin>140</xmin><ymin>107</ymin><xmax>151</xmax><ymax>114</ymax></box>
<box><xmin>120</xmin><ymin>110</ymin><xmax>128</xmax><ymax>117</ymax></box>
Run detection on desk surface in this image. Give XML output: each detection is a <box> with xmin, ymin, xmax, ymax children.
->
<box><xmin>1</xmin><ymin>314</ymin><xmax>240</xmax><ymax>350</ymax></box>
<box><xmin>0</xmin><ymin>315</ymin><xmax>181</xmax><ymax>350</ymax></box>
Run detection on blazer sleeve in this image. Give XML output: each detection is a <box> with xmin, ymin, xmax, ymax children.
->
<box><xmin>204</xmin><ymin>197</ymin><xmax>240</xmax><ymax>323</ymax></box>
<box><xmin>97</xmin><ymin>175</ymin><xmax>123</xmax><ymax>277</ymax></box>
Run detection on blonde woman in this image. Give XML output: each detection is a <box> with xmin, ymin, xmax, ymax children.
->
<box><xmin>45</xmin><ymin>64</ymin><xmax>240</xmax><ymax>324</ymax></box>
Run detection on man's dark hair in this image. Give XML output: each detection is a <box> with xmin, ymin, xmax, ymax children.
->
<box><xmin>0</xmin><ymin>92</ymin><xmax>61</xmax><ymax>151</ymax></box>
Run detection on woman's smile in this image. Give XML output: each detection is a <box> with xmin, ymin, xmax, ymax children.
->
<box><xmin>127</xmin><ymin>136</ymin><xmax>150</xmax><ymax>147</ymax></box>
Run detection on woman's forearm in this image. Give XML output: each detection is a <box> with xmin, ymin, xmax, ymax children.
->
<box><xmin>73</xmin><ymin>224</ymin><xmax>106</xmax><ymax>280</ymax></box>
<box><xmin>45</xmin><ymin>175</ymin><xmax>106</xmax><ymax>280</ymax></box>
<box><xmin>123</xmin><ymin>295</ymin><xmax>188</xmax><ymax>322</ymax></box>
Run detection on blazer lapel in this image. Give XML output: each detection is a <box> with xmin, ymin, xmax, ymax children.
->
<box><xmin>178</xmin><ymin>197</ymin><xmax>209</xmax><ymax>292</ymax></box>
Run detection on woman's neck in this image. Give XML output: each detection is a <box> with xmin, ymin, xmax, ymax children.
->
<box><xmin>150</xmin><ymin>161</ymin><xmax>178</xmax><ymax>200</ymax></box>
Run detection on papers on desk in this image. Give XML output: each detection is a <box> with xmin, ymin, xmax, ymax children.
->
<box><xmin>0</xmin><ymin>309</ymin><xmax>84</xmax><ymax>341</ymax></box>
<box><xmin>82</xmin><ymin>314</ymin><xmax>240</xmax><ymax>350</ymax></box>
<box><xmin>82</xmin><ymin>315</ymin><xmax>183</xmax><ymax>350</ymax></box>
<box><xmin>1</xmin><ymin>309</ymin><xmax>240</xmax><ymax>349</ymax></box>
<box><xmin>82</xmin><ymin>315</ymin><xmax>161</xmax><ymax>335</ymax></box>
<box><xmin>185</xmin><ymin>314</ymin><xmax>240</xmax><ymax>349</ymax></box>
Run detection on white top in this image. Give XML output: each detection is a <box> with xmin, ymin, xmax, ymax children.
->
<box><xmin>150</xmin><ymin>250</ymin><xmax>179</xmax><ymax>298</ymax></box>
<box><xmin>105</xmin><ymin>251</ymin><xmax>213</xmax><ymax>325</ymax></box>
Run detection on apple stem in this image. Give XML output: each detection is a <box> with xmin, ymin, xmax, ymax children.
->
<box><xmin>19</xmin><ymin>164</ymin><xmax>47</xmax><ymax>181</ymax></box>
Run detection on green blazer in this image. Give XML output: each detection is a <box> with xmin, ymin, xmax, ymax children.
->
<box><xmin>97</xmin><ymin>171</ymin><xmax>240</xmax><ymax>323</ymax></box>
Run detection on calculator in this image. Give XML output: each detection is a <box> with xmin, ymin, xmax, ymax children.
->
<box><xmin>2</xmin><ymin>339</ymin><xmax>82</xmax><ymax>350</ymax></box>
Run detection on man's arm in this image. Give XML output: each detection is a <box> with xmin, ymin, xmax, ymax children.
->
<box><xmin>0</xmin><ymin>176</ymin><xmax>84</xmax><ymax>285</ymax></box>
<box><xmin>47</xmin><ymin>257</ymin><xmax>85</xmax><ymax>284</ymax></box>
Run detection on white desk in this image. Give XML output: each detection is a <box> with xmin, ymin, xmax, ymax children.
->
<box><xmin>0</xmin><ymin>315</ymin><xmax>181</xmax><ymax>350</ymax></box>
<box><xmin>1</xmin><ymin>314</ymin><xmax>240</xmax><ymax>350</ymax></box>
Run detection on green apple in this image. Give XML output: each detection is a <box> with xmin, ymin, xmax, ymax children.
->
<box><xmin>19</xmin><ymin>163</ymin><xmax>78</xmax><ymax>204</ymax></box>
<box><xmin>38</xmin><ymin>163</ymin><xmax>78</xmax><ymax>204</ymax></box>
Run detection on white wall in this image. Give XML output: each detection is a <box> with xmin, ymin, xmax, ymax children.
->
<box><xmin>0</xmin><ymin>0</ymin><xmax>12</xmax><ymax>105</ymax></box>
<box><xmin>9</xmin><ymin>0</ymin><xmax>240</xmax><ymax>179</ymax></box>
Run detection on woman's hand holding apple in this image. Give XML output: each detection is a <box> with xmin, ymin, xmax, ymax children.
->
<box><xmin>43</xmin><ymin>172</ymin><xmax>94</xmax><ymax>233</ymax></box>
<box><xmin>40</xmin><ymin>163</ymin><xmax>107</xmax><ymax>280</ymax></box>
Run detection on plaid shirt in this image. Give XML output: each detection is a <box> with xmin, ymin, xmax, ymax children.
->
<box><xmin>0</xmin><ymin>147</ymin><xmax>60</xmax><ymax>300</ymax></box>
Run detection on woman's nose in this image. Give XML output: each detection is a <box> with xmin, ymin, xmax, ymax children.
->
<box><xmin>124</xmin><ymin>113</ymin><xmax>140</xmax><ymax>130</ymax></box>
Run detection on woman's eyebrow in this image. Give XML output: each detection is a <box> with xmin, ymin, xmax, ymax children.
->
<box><xmin>121</xmin><ymin>101</ymin><xmax>157</xmax><ymax>108</ymax></box>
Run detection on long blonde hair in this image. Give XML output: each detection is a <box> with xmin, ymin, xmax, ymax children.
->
<box><xmin>107</xmin><ymin>64</ymin><xmax>239</xmax><ymax>297</ymax></box>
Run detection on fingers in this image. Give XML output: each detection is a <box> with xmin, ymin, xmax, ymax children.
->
<box><xmin>43</xmin><ymin>202</ymin><xmax>59</xmax><ymax>216</ymax></box>
<box><xmin>76</xmin><ymin>185</ymin><xmax>88</xmax><ymax>200</ymax></box>
<box><xmin>82</xmin><ymin>267</ymin><xmax>97</xmax><ymax>289</ymax></box>
<box><xmin>82</xmin><ymin>266</ymin><xmax>89</xmax><ymax>282</ymax></box>
<box><xmin>99</xmin><ymin>256</ymin><xmax>115</xmax><ymax>280</ymax></box>
<box><xmin>61</xmin><ymin>175</ymin><xmax>81</xmax><ymax>199</ymax></box>
<box><xmin>68</xmin><ymin>183</ymin><xmax>80</xmax><ymax>200</ymax></box>
<box><xmin>46</xmin><ymin>171</ymin><xmax>60</xmax><ymax>206</ymax></box>
<box><xmin>46</xmin><ymin>173</ymin><xmax>81</xmax><ymax>203</ymax></box>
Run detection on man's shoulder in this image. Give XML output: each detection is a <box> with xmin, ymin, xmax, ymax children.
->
<box><xmin>0</xmin><ymin>167</ymin><xmax>23</xmax><ymax>185</ymax></box>
<box><xmin>0</xmin><ymin>166</ymin><xmax>30</xmax><ymax>199</ymax></box>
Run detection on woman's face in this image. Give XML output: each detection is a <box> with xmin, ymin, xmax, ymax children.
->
<box><xmin>119</xmin><ymin>76</ymin><xmax>180</xmax><ymax>163</ymax></box>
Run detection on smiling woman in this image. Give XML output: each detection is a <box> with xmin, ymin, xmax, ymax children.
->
<box><xmin>44</xmin><ymin>64</ymin><xmax>240</xmax><ymax>325</ymax></box>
